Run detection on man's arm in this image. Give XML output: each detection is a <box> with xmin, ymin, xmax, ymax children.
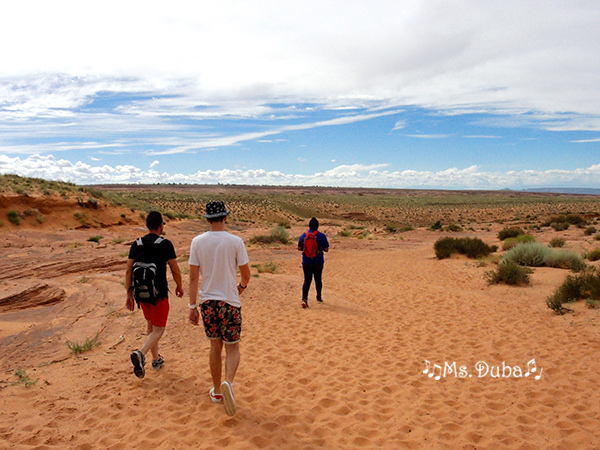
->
<box><xmin>238</xmin><ymin>263</ymin><xmax>251</xmax><ymax>294</ymax></box>
<box><xmin>167</xmin><ymin>258</ymin><xmax>184</xmax><ymax>298</ymax></box>
<box><xmin>188</xmin><ymin>264</ymin><xmax>200</xmax><ymax>325</ymax></box>
<box><xmin>125</xmin><ymin>259</ymin><xmax>135</xmax><ymax>311</ymax></box>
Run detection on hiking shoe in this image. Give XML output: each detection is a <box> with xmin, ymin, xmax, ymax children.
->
<box><xmin>317</xmin><ymin>297</ymin><xmax>323</xmax><ymax>303</ymax></box>
<box><xmin>151</xmin><ymin>355</ymin><xmax>164</xmax><ymax>370</ymax></box>
<box><xmin>301</xmin><ymin>301</ymin><xmax>308</xmax><ymax>309</ymax></box>
<box><xmin>130</xmin><ymin>350</ymin><xmax>145</xmax><ymax>379</ymax></box>
<box><xmin>221</xmin><ymin>381</ymin><xmax>236</xmax><ymax>416</ymax></box>
<box><xmin>209</xmin><ymin>387</ymin><xmax>223</xmax><ymax>404</ymax></box>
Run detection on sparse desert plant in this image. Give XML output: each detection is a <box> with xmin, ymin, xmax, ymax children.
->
<box><xmin>434</xmin><ymin>237</ymin><xmax>497</xmax><ymax>260</ymax></box>
<box><xmin>278</xmin><ymin>219</ymin><xmax>291</xmax><ymax>229</ymax></box>
<box><xmin>252</xmin><ymin>261</ymin><xmax>277</xmax><ymax>273</ymax></box>
<box><xmin>270</xmin><ymin>225</ymin><xmax>289</xmax><ymax>244</ymax></box>
<box><xmin>7</xmin><ymin>210</ymin><xmax>20</xmax><ymax>225</ymax></box>
<box><xmin>546</xmin><ymin>269</ymin><xmax>600</xmax><ymax>314</ymax></box>
<box><xmin>586</xmin><ymin>298</ymin><xmax>599</xmax><ymax>309</ymax></box>
<box><xmin>13</xmin><ymin>369</ymin><xmax>38</xmax><ymax>387</ymax></box>
<box><xmin>550</xmin><ymin>222</ymin><xmax>569</xmax><ymax>232</ymax></box>
<box><xmin>445</xmin><ymin>223</ymin><xmax>463</xmax><ymax>232</ymax></box>
<box><xmin>429</xmin><ymin>220</ymin><xmax>443</xmax><ymax>231</ymax></box>
<box><xmin>504</xmin><ymin>242</ymin><xmax>585</xmax><ymax>271</ymax></box>
<box><xmin>585</xmin><ymin>248</ymin><xmax>600</xmax><ymax>262</ymax></box>
<box><xmin>549</xmin><ymin>237</ymin><xmax>566</xmax><ymax>248</ymax></box>
<box><xmin>498</xmin><ymin>227</ymin><xmax>524</xmax><ymax>241</ymax></box>
<box><xmin>66</xmin><ymin>334</ymin><xmax>100</xmax><ymax>354</ymax></box>
<box><xmin>484</xmin><ymin>260</ymin><xmax>532</xmax><ymax>285</ymax></box>
<box><xmin>384</xmin><ymin>224</ymin><xmax>398</xmax><ymax>233</ymax></box>
<box><xmin>584</xmin><ymin>226</ymin><xmax>597</xmax><ymax>236</ymax></box>
<box><xmin>87</xmin><ymin>235</ymin><xmax>103</xmax><ymax>243</ymax></box>
<box><xmin>502</xmin><ymin>234</ymin><xmax>535</xmax><ymax>251</ymax></box>
<box><xmin>357</xmin><ymin>230</ymin><xmax>372</xmax><ymax>239</ymax></box>
<box><xmin>338</xmin><ymin>228</ymin><xmax>351</xmax><ymax>237</ymax></box>
<box><xmin>595</xmin><ymin>233</ymin><xmax>600</xmax><ymax>241</ymax></box>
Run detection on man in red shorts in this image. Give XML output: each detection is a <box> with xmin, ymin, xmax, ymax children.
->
<box><xmin>125</xmin><ymin>211</ymin><xmax>183</xmax><ymax>379</ymax></box>
<box><xmin>188</xmin><ymin>200</ymin><xmax>250</xmax><ymax>416</ymax></box>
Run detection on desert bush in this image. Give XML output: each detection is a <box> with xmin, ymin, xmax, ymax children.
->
<box><xmin>384</xmin><ymin>224</ymin><xmax>398</xmax><ymax>233</ymax></box>
<box><xmin>546</xmin><ymin>269</ymin><xmax>600</xmax><ymax>314</ymax></box>
<box><xmin>253</xmin><ymin>261</ymin><xmax>277</xmax><ymax>273</ymax></box>
<box><xmin>544</xmin><ymin>249</ymin><xmax>586</xmax><ymax>272</ymax></box>
<box><xmin>484</xmin><ymin>261</ymin><xmax>532</xmax><ymax>285</ymax></box>
<box><xmin>338</xmin><ymin>228</ymin><xmax>351</xmax><ymax>237</ymax></box>
<box><xmin>502</xmin><ymin>234</ymin><xmax>535</xmax><ymax>251</ymax></box>
<box><xmin>278</xmin><ymin>219</ymin><xmax>291</xmax><ymax>229</ymax></box>
<box><xmin>549</xmin><ymin>237</ymin><xmax>566</xmax><ymax>248</ymax></box>
<box><xmin>504</xmin><ymin>242</ymin><xmax>585</xmax><ymax>271</ymax></box>
<box><xmin>550</xmin><ymin>222</ymin><xmax>569</xmax><ymax>231</ymax></box>
<box><xmin>87</xmin><ymin>235</ymin><xmax>103</xmax><ymax>243</ymax></box>
<box><xmin>586</xmin><ymin>298</ymin><xmax>599</xmax><ymax>309</ymax></box>
<box><xmin>429</xmin><ymin>220</ymin><xmax>443</xmax><ymax>231</ymax></box>
<box><xmin>7</xmin><ymin>210</ymin><xmax>20</xmax><ymax>225</ymax></box>
<box><xmin>13</xmin><ymin>369</ymin><xmax>38</xmax><ymax>388</ymax></box>
<box><xmin>434</xmin><ymin>237</ymin><xmax>496</xmax><ymax>260</ymax></box>
<box><xmin>584</xmin><ymin>226</ymin><xmax>597</xmax><ymax>236</ymax></box>
<box><xmin>498</xmin><ymin>227</ymin><xmax>524</xmax><ymax>241</ymax></box>
<box><xmin>249</xmin><ymin>225</ymin><xmax>289</xmax><ymax>245</ymax></box>
<box><xmin>445</xmin><ymin>224</ymin><xmax>463</xmax><ymax>232</ymax></box>
<box><xmin>585</xmin><ymin>248</ymin><xmax>600</xmax><ymax>262</ymax></box>
<box><xmin>66</xmin><ymin>334</ymin><xmax>100</xmax><ymax>355</ymax></box>
<box><xmin>595</xmin><ymin>233</ymin><xmax>600</xmax><ymax>241</ymax></box>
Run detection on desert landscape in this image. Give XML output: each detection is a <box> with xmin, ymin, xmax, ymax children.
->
<box><xmin>2</xmin><ymin>175</ymin><xmax>600</xmax><ymax>449</ymax></box>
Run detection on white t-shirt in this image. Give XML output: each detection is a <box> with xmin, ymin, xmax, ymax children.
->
<box><xmin>188</xmin><ymin>231</ymin><xmax>250</xmax><ymax>308</ymax></box>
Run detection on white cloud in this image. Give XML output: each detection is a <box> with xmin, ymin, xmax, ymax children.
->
<box><xmin>150</xmin><ymin>160</ymin><xmax>160</xmax><ymax>168</ymax></box>
<box><xmin>2</xmin><ymin>154</ymin><xmax>600</xmax><ymax>189</ymax></box>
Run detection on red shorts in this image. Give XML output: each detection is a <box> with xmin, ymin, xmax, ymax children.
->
<box><xmin>140</xmin><ymin>298</ymin><xmax>169</xmax><ymax>327</ymax></box>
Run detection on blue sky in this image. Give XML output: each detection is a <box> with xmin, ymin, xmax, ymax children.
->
<box><xmin>1</xmin><ymin>1</ymin><xmax>599</xmax><ymax>189</ymax></box>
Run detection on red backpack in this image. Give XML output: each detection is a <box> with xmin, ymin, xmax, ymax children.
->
<box><xmin>303</xmin><ymin>231</ymin><xmax>319</xmax><ymax>258</ymax></box>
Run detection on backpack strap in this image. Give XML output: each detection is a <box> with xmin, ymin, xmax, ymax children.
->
<box><xmin>136</xmin><ymin>237</ymin><xmax>143</xmax><ymax>246</ymax></box>
<box><xmin>154</xmin><ymin>237</ymin><xmax>164</xmax><ymax>245</ymax></box>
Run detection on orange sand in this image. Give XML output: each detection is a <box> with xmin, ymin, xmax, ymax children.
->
<box><xmin>1</xmin><ymin>218</ymin><xmax>600</xmax><ymax>449</ymax></box>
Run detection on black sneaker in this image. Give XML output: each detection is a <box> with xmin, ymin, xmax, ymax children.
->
<box><xmin>130</xmin><ymin>350</ymin><xmax>145</xmax><ymax>378</ymax></box>
<box><xmin>152</xmin><ymin>355</ymin><xmax>164</xmax><ymax>370</ymax></box>
<box><xmin>317</xmin><ymin>297</ymin><xmax>323</xmax><ymax>303</ymax></box>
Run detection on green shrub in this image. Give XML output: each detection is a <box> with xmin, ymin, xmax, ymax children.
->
<box><xmin>586</xmin><ymin>298</ymin><xmax>599</xmax><ymax>309</ymax></box>
<box><xmin>253</xmin><ymin>261</ymin><xmax>277</xmax><ymax>273</ymax></box>
<box><xmin>270</xmin><ymin>225</ymin><xmax>289</xmax><ymax>244</ymax></box>
<box><xmin>546</xmin><ymin>269</ymin><xmax>600</xmax><ymax>314</ymax></box>
<box><xmin>445</xmin><ymin>224</ymin><xmax>463</xmax><ymax>232</ymax></box>
<box><xmin>7</xmin><ymin>210</ymin><xmax>20</xmax><ymax>225</ymax></box>
<box><xmin>434</xmin><ymin>237</ymin><xmax>497</xmax><ymax>260</ymax></box>
<box><xmin>544</xmin><ymin>249</ymin><xmax>586</xmax><ymax>272</ymax></box>
<box><xmin>584</xmin><ymin>226</ymin><xmax>597</xmax><ymax>236</ymax></box>
<box><xmin>484</xmin><ymin>261</ymin><xmax>532</xmax><ymax>285</ymax></box>
<box><xmin>66</xmin><ymin>334</ymin><xmax>100</xmax><ymax>354</ymax></box>
<box><xmin>594</xmin><ymin>233</ymin><xmax>600</xmax><ymax>241</ymax></box>
<box><xmin>551</xmin><ymin>222</ymin><xmax>569</xmax><ymax>231</ymax></box>
<box><xmin>586</xmin><ymin>248</ymin><xmax>600</xmax><ymax>262</ymax></box>
<box><xmin>504</xmin><ymin>242</ymin><xmax>585</xmax><ymax>271</ymax></box>
<box><xmin>87</xmin><ymin>235</ymin><xmax>103</xmax><ymax>243</ymax></box>
<box><xmin>429</xmin><ymin>220</ymin><xmax>443</xmax><ymax>231</ymax></box>
<box><xmin>498</xmin><ymin>227</ymin><xmax>524</xmax><ymax>241</ymax></box>
<box><xmin>502</xmin><ymin>234</ymin><xmax>535</xmax><ymax>251</ymax></box>
<box><xmin>549</xmin><ymin>238</ymin><xmax>566</xmax><ymax>248</ymax></box>
<box><xmin>338</xmin><ymin>228</ymin><xmax>351</xmax><ymax>237</ymax></box>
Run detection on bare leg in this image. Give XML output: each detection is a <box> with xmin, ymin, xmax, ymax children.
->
<box><xmin>210</xmin><ymin>339</ymin><xmax>224</xmax><ymax>393</ymax></box>
<box><xmin>141</xmin><ymin>321</ymin><xmax>164</xmax><ymax>360</ymax></box>
<box><xmin>224</xmin><ymin>342</ymin><xmax>240</xmax><ymax>383</ymax></box>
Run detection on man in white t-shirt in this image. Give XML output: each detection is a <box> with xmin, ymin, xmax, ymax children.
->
<box><xmin>188</xmin><ymin>200</ymin><xmax>250</xmax><ymax>416</ymax></box>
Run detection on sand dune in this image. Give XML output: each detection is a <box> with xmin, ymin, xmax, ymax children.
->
<box><xmin>1</xmin><ymin>218</ymin><xmax>600</xmax><ymax>449</ymax></box>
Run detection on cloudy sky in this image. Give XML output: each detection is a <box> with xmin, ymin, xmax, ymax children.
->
<box><xmin>1</xmin><ymin>0</ymin><xmax>599</xmax><ymax>189</ymax></box>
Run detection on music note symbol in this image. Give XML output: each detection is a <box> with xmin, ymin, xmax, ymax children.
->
<box><xmin>423</xmin><ymin>360</ymin><xmax>431</xmax><ymax>375</ymax></box>
<box><xmin>429</xmin><ymin>364</ymin><xmax>443</xmax><ymax>380</ymax></box>
<box><xmin>524</xmin><ymin>358</ymin><xmax>537</xmax><ymax>377</ymax></box>
<box><xmin>534</xmin><ymin>367</ymin><xmax>543</xmax><ymax>380</ymax></box>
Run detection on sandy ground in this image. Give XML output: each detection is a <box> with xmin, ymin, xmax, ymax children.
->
<box><xmin>1</xmin><ymin>216</ymin><xmax>600</xmax><ymax>449</ymax></box>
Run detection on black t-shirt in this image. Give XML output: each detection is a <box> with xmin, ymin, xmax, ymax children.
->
<box><xmin>128</xmin><ymin>234</ymin><xmax>177</xmax><ymax>298</ymax></box>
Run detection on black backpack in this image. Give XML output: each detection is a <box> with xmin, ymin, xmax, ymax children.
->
<box><xmin>132</xmin><ymin>236</ymin><xmax>164</xmax><ymax>305</ymax></box>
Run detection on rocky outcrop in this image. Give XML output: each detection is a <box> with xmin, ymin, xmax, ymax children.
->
<box><xmin>0</xmin><ymin>283</ymin><xmax>66</xmax><ymax>312</ymax></box>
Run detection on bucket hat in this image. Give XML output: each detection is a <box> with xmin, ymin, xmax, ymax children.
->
<box><xmin>203</xmin><ymin>200</ymin><xmax>230</xmax><ymax>219</ymax></box>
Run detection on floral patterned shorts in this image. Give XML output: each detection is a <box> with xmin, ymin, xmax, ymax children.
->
<box><xmin>200</xmin><ymin>300</ymin><xmax>242</xmax><ymax>343</ymax></box>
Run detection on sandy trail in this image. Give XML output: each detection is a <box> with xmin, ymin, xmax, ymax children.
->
<box><xmin>1</xmin><ymin>223</ymin><xmax>600</xmax><ymax>448</ymax></box>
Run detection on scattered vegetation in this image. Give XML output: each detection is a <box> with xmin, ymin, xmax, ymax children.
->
<box><xmin>434</xmin><ymin>237</ymin><xmax>497</xmax><ymax>260</ymax></box>
<box><xmin>497</xmin><ymin>227</ymin><xmax>524</xmax><ymax>241</ymax></box>
<box><xmin>249</xmin><ymin>225</ymin><xmax>290</xmax><ymax>245</ymax></box>
<box><xmin>546</xmin><ymin>269</ymin><xmax>600</xmax><ymax>314</ymax></box>
<box><xmin>503</xmin><ymin>242</ymin><xmax>586</xmax><ymax>272</ymax></box>
<box><xmin>584</xmin><ymin>226</ymin><xmax>597</xmax><ymax>236</ymax></box>
<box><xmin>87</xmin><ymin>235</ymin><xmax>103</xmax><ymax>243</ymax></box>
<box><xmin>7</xmin><ymin>210</ymin><xmax>20</xmax><ymax>225</ymax></box>
<box><xmin>549</xmin><ymin>237</ymin><xmax>566</xmax><ymax>248</ymax></box>
<box><xmin>484</xmin><ymin>261</ymin><xmax>532</xmax><ymax>285</ymax></box>
<box><xmin>502</xmin><ymin>234</ymin><xmax>535</xmax><ymax>251</ymax></box>
<box><xmin>12</xmin><ymin>369</ymin><xmax>38</xmax><ymax>388</ymax></box>
<box><xmin>252</xmin><ymin>261</ymin><xmax>277</xmax><ymax>274</ymax></box>
<box><xmin>66</xmin><ymin>334</ymin><xmax>100</xmax><ymax>354</ymax></box>
<box><xmin>585</xmin><ymin>248</ymin><xmax>600</xmax><ymax>262</ymax></box>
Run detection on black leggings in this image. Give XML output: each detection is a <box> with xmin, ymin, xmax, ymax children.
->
<box><xmin>302</xmin><ymin>264</ymin><xmax>324</xmax><ymax>301</ymax></box>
